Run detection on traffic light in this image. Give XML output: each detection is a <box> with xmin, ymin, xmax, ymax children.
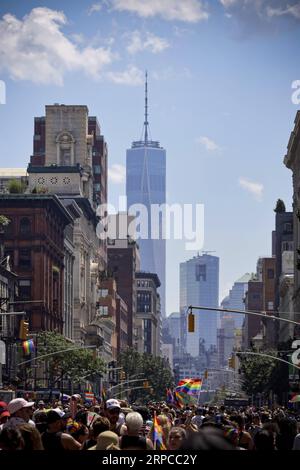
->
<box><xmin>228</xmin><ymin>355</ymin><xmax>236</xmax><ymax>369</ymax></box>
<box><xmin>188</xmin><ymin>312</ymin><xmax>195</xmax><ymax>333</ymax></box>
<box><xmin>19</xmin><ymin>319</ymin><xmax>29</xmax><ymax>340</ymax></box>
<box><xmin>143</xmin><ymin>380</ymin><xmax>149</xmax><ymax>388</ymax></box>
<box><xmin>119</xmin><ymin>370</ymin><xmax>126</xmax><ymax>381</ymax></box>
<box><xmin>204</xmin><ymin>369</ymin><xmax>208</xmax><ymax>380</ymax></box>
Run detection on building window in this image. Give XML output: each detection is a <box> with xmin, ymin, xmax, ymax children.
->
<box><xmin>97</xmin><ymin>306</ymin><xmax>108</xmax><ymax>316</ymax></box>
<box><xmin>93</xmin><ymin>165</ymin><xmax>101</xmax><ymax>175</ymax></box>
<box><xmin>283</xmin><ymin>223</ymin><xmax>292</xmax><ymax>233</ymax></box>
<box><xmin>282</xmin><ymin>241</ymin><xmax>293</xmax><ymax>251</ymax></box>
<box><xmin>18</xmin><ymin>280</ymin><xmax>31</xmax><ymax>300</ymax></box>
<box><xmin>20</xmin><ymin>218</ymin><xmax>31</xmax><ymax>236</ymax></box>
<box><xmin>98</xmin><ymin>289</ymin><xmax>108</xmax><ymax>297</ymax></box>
<box><xmin>94</xmin><ymin>183</ymin><xmax>101</xmax><ymax>192</ymax></box>
<box><xmin>267</xmin><ymin>269</ymin><xmax>274</xmax><ymax>279</ymax></box>
<box><xmin>19</xmin><ymin>249</ymin><xmax>31</xmax><ymax>269</ymax></box>
<box><xmin>195</xmin><ymin>264</ymin><xmax>206</xmax><ymax>282</ymax></box>
<box><xmin>267</xmin><ymin>301</ymin><xmax>274</xmax><ymax>311</ymax></box>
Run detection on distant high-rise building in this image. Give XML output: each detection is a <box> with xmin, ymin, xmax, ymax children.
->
<box><xmin>180</xmin><ymin>254</ymin><xmax>219</xmax><ymax>356</ymax></box>
<box><xmin>226</xmin><ymin>273</ymin><xmax>253</xmax><ymax>328</ymax></box>
<box><xmin>126</xmin><ymin>73</ymin><xmax>166</xmax><ymax>318</ymax></box>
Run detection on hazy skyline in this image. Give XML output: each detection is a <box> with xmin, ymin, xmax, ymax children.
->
<box><xmin>0</xmin><ymin>0</ymin><xmax>299</xmax><ymax>315</ymax></box>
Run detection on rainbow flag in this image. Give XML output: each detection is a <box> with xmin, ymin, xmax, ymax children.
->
<box><xmin>22</xmin><ymin>339</ymin><xmax>35</xmax><ymax>356</ymax></box>
<box><xmin>166</xmin><ymin>388</ymin><xmax>174</xmax><ymax>404</ymax></box>
<box><xmin>174</xmin><ymin>391</ymin><xmax>184</xmax><ymax>408</ymax></box>
<box><xmin>152</xmin><ymin>412</ymin><xmax>166</xmax><ymax>450</ymax></box>
<box><xmin>85</xmin><ymin>392</ymin><xmax>94</xmax><ymax>401</ymax></box>
<box><xmin>176</xmin><ymin>378</ymin><xmax>202</xmax><ymax>395</ymax></box>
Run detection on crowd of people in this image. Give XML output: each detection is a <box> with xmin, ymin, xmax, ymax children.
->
<box><xmin>0</xmin><ymin>395</ymin><xmax>300</xmax><ymax>451</ymax></box>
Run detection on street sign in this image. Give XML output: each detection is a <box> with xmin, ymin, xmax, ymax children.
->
<box><xmin>0</xmin><ymin>340</ymin><xmax>5</xmax><ymax>364</ymax></box>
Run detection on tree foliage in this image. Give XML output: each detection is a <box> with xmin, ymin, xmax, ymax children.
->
<box><xmin>118</xmin><ymin>348</ymin><xmax>174</xmax><ymax>402</ymax></box>
<box><xmin>238</xmin><ymin>350</ymin><xmax>287</xmax><ymax>398</ymax></box>
<box><xmin>8</xmin><ymin>179</ymin><xmax>26</xmax><ymax>194</ymax></box>
<box><xmin>0</xmin><ymin>215</ymin><xmax>10</xmax><ymax>227</ymax></box>
<box><xmin>36</xmin><ymin>331</ymin><xmax>105</xmax><ymax>386</ymax></box>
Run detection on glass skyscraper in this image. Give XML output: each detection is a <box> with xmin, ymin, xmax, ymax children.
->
<box><xmin>180</xmin><ymin>254</ymin><xmax>219</xmax><ymax>357</ymax></box>
<box><xmin>126</xmin><ymin>73</ymin><xmax>166</xmax><ymax>317</ymax></box>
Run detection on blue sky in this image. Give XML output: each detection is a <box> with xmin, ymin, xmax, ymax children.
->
<box><xmin>0</xmin><ymin>0</ymin><xmax>299</xmax><ymax>314</ymax></box>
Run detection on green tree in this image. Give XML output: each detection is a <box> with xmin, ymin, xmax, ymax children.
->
<box><xmin>238</xmin><ymin>350</ymin><xmax>279</xmax><ymax>398</ymax></box>
<box><xmin>36</xmin><ymin>331</ymin><xmax>105</xmax><ymax>390</ymax></box>
<box><xmin>0</xmin><ymin>215</ymin><xmax>10</xmax><ymax>227</ymax></box>
<box><xmin>8</xmin><ymin>179</ymin><xmax>26</xmax><ymax>194</ymax></box>
<box><xmin>118</xmin><ymin>348</ymin><xmax>174</xmax><ymax>402</ymax></box>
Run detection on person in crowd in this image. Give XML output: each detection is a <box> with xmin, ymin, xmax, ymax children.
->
<box><xmin>120</xmin><ymin>412</ymin><xmax>153</xmax><ymax>450</ymax></box>
<box><xmin>0</xmin><ymin>426</ymin><xmax>24</xmax><ymax>450</ymax></box>
<box><xmin>276</xmin><ymin>416</ymin><xmax>298</xmax><ymax>450</ymax></box>
<box><xmin>41</xmin><ymin>410</ymin><xmax>81</xmax><ymax>450</ymax></box>
<box><xmin>88</xmin><ymin>430</ymin><xmax>120</xmax><ymax>450</ymax></box>
<box><xmin>0</xmin><ymin>402</ymin><xmax>10</xmax><ymax>429</ymax></box>
<box><xmin>82</xmin><ymin>416</ymin><xmax>110</xmax><ymax>450</ymax></box>
<box><xmin>254</xmin><ymin>429</ymin><xmax>276</xmax><ymax>451</ymax></box>
<box><xmin>67</xmin><ymin>421</ymin><xmax>89</xmax><ymax>445</ymax></box>
<box><xmin>18</xmin><ymin>423</ymin><xmax>44</xmax><ymax>450</ymax></box>
<box><xmin>230</xmin><ymin>414</ymin><xmax>254</xmax><ymax>450</ymax></box>
<box><xmin>3</xmin><ymin>398</ymin><xmax>35</xmax><ymax>429</ymax></box>
<box><xmin>104</xmin><ymin>399</ymin><xmax>122</xmax><ymax>435</ymax></box>
<box><xmin>167</xmin><ymin>427</ymin><xmax>187</xmax><ymax>450</ymax></box>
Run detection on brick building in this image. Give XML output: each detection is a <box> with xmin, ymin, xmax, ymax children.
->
<box><xmin>0</xmin><ymin>194</ymin><xmax>73</xmax><ymax>333</ymax></box>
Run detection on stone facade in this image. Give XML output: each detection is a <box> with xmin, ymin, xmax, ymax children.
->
<box><xmin>27</xmin><ymin>104</ymin><xmax>108</xmax><ymax>359</ymax></box>
<box><xmin>284</xmin><ymin>110</ymin><xmax>300</xmax><ymax>337</ymax></box>
<box><xmin>135</xmin><ymin>272</ymin><xmax>161</xmax><ymax>356</ymax></box>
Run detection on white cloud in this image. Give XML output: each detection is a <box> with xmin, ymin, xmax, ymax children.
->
<box><xmin>220</xmin><ymin>0</ymin><xmax>238</xmax><ymax>6</ymax></box>
<box><xmin>87</xmin><ymin>3</ymin><xmax>102</xmax><ymax>15</ymax></box>
<box><xmin>0</xmin><ymin>8</ymin><xmax>113</xmax><ymax>85</ymax></box>
<box><xmin>126</xmin><ymin>31</ymin><xmax>170</xmax><ymax>55</ymax></box>
<box><xmin>197</xmin><ymin>136</ymin><xmax>220</xmax><ymax>151</ymax></box>
<box><xmin>106</xmin><ymin>65</ymin><xmax>144</xmax><ymax>85</ymax></box>
<box><xmin>220</xmin><ymin>0</ymin><xmax>300</xmax><ymax>21</ymax></box>
<box><xmin>108</xmin><ymin>0</ymin><xmax>209</xmax><ymax>22</ymax></box>
<box><xmin>239</xmin><ymin>177</ymin><xmax>264</xmax><ymax>201</ymax></box>
<box><xmin>267</xmin><ymin>4</ymin><xmax>300</xmax><ymax>18</ymax></box>
<box><xmin>108</xmin><ymin>164</ymin><xmax>126</xmax><ymax>183</ymax></box>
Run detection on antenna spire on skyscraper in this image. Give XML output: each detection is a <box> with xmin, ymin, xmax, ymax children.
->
<box><xmin>144</xmin><ymin>70</ymin><xmax>149</xmax><ymax>144</ymax></box>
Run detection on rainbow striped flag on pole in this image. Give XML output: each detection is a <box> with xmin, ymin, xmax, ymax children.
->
<box><xmin>22</xmin><ymin>339</ymin><xmax>35</xmax><ymax>356</ymax></box>
<box><xmin>176</xmin><ymin>378</ymin><xmax>202</xmax><ymax>395</ymax></box>
<box><xmin>152</xmin><ymin>412</ymin><xmax>166</xmax><ymax>450</ymax></box>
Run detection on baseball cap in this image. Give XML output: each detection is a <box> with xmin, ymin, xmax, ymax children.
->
<box><xmin>106</xmin><ymin>399</ymin><xmax>121</xmax><ymax>410</ymax></box>
<box><xmin>38</xmin><ymin>400</ymin><xmax>45</xmax><ymax>405</ymax></box>
<box><xmin>0</xmin><ymin>401</ymin><xmax>7</xmax><ymax>410</ymax></box>
<box><xmin>47</xmin><ymin>410</ymin><xmax>63</xmax><ymax>424</ymax></box>
<box><xmin>0</xmin><ymin>409</ymin><xmax>10</xmax><ymax>418</ymax></box>
<box><xmin>7</xmin><ymin>398</ymin><xmax>35</xmax><ymax>415</ymax></box>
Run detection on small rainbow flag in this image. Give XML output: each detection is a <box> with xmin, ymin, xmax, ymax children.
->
<box><xmin>176</xmin><ymin>378</ymin><xmax>202</xmax><ymax>395</ymax></box>
<box><xmin>166</xmin><ymin>388</ymin><xmax>174</xmax><ymax>404</ymax></box>
<box><xmin>152</xmin><ymin>412</ymin><xmax>166</xmax><ymax>450</ymax></box>
<box><xmin>174</xmin><ymin>391</ymin><xmax>184</xmax><ymax>408</ymax></box>
<box><xmin>22</xmin><ymin>339</ymin><xmax>35</xmax><ymax>356</ymax></box>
